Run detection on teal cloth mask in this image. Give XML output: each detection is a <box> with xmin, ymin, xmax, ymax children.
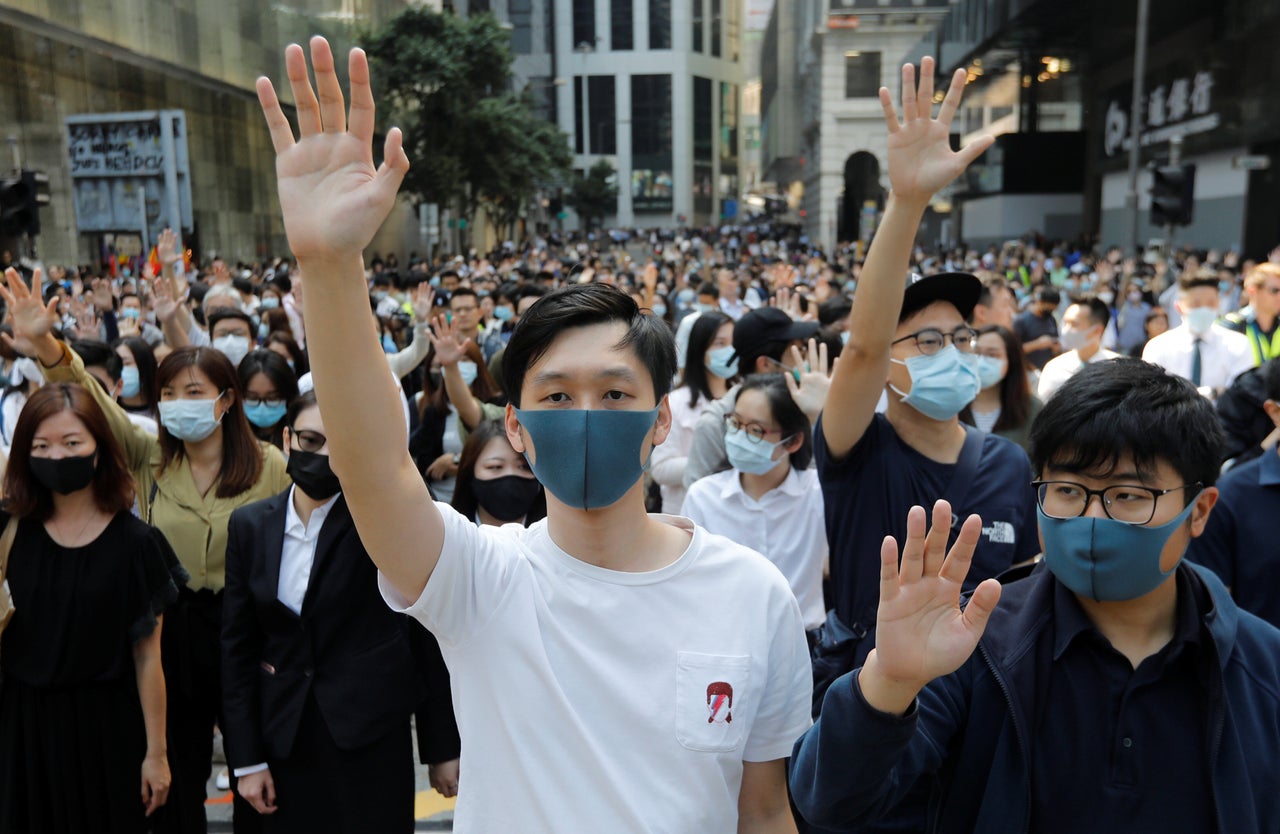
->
<box><xmin>514</xmin><ymin>407</ymin><xmax>659</xmax><ymax>510</ymax></box>
<box><xmin>889</xmin><ymin>345</ymin><xmax>981</xmax><ymax>421</ymax></box>
<box><xmin>1038</xmin><ymin>497</ymin><xmax>1199</xmax><ymax>602</ymax></box>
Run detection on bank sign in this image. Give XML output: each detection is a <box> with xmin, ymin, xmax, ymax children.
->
<box><xmin>64</xmin><ymin>111</ymin><xmax>194</xmax><ymax>239</ymax></box>
<box><xmin>1102</xmin><ymin>68</ymin><xmax>1220</xmax><ymax>158</ymax></box>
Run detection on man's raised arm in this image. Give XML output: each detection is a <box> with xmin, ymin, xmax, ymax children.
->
<box><xmin>821</xmin><ymin>59</ymin><xmax>992</xmax><ymax>459</ymax></box>
<box><xmin>257</xmin><ymin>37</ymin><xmax>441</xmax><ymax>601</ymax></box>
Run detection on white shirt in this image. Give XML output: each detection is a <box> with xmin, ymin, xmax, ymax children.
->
<box><xmin>279</xmin><ymin>486</ymin><xmax>340</xmax><ymax>615</ymax></box>
<box><xmin>380</xmin><ymin>505</ymin><xmax>812</xmax><ymax>833</ymax></box>
<box><xmin>650</xmin><ymin>389</ymin><xmax>715</xmax><ymax>514</ymax></box>
<box><xmin>719</xmin><ymin>297</ymin><xmax>747</xmax><ymax>321</ymax></box>
<box><xmin>1141</xmin><ymin>323</ymin><xmax>1253</xmax><ymax>392</ymax></box>
<box><xmin>681</xmin><ymin>468</ymin><xmax>827</xmax><ymax>630</ymax></box>
<box><xmin>1037</xmin><ymin>346</ymin><xmax>1120</xmax><ymax>401</ymax></box>
<box><xmin>673</xmin><ymin>310</ymin><xmax>703</xmax><ymax>370</ymax></box>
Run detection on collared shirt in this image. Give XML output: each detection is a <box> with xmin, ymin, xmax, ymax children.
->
<box><xmin>1142</xmin><ymin>323</ymin><xmax>1253</xmax><ymax>392</ymax></box>
<box><xmin>1187</xmin><ymin>447</ymin><xmax>1280</xmax><ymax>628</ymax></box>
<box><xmin>1031</xmin><ymin>568</ymin><xmax>1213</xmax><ymax>833</ymax></box>
<box><xmin>279</xmin><ymin>486</ymin><xmax>340</xmax><ymax>616</ymax></box>
<box><xmin>1037</xmin><ymin>347</ymin><xmax>1120</xmax><ymax>401</ymax></box>
<box><xmin>681</xmin><ymin>466</ymin><xmax>827</xmax><ymax>629</ymax></box>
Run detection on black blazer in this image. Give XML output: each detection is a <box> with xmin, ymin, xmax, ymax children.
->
<box><xmin>221</xmin><ymin>490</ymin><xmax>460</xmax><ymax>769</ymax></box>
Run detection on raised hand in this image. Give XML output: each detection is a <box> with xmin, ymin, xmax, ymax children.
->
<box><xmin>427</xmin><ymin>314</ymin><xmax>471</xmax><ymax>366</ymax></box>
<box><xmin>256</xmin><ymin>37</ymin><xmax>409</xmax><ymax>263</ymax></box>
<box><xmin>73</xmin><ymin>302</ymin><xmax>100</xmax><ymax>340</ymax></box>
<box><xmin>156</xmin><ymin>227</ymin><xmax>182</xmax><ymax>268</ymax></box>
<box><xmin>150</xmin><ymin>270</ymin><xmax>181</xmax><ymax>324</ymax></box>
<box><xmin>0</xmin><ymin>268</ymin><xmax>59</xmax><ymax>350</ymax></box>
<box><xmin>859</xmin><ymin>501</ymin><xmax>1001</xmax><ymax>715</ymax></box>
<box><xmin>413</xmin><ymin>282</ymin><xmax>436</xmax><ymax>324</ymax></box>
<box><xmin>881</xmin><ymin>57</ymin><xmax>993</xmax><ymax>205</ymax></box>
<box><xmin>785</xmin><ymin>338</ymin><xmax>831</xmax><ymax>421</ymax></box>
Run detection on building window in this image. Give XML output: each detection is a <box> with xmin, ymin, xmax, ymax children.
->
<box><xmin>693</xmin><ymin>76</ymin><xmax>713</xmax><ymax>162</ymax></box>
<box><xmin>588</xmin><ymin>75</ymin><xmax>617</xmax><ymax>154</ymax></box>
<box><xmin>530</xmin><ymin>76</ymin><xmax>558</xmax><ymax>126</ymax></box>
<box><xmin>710</xmin><ymin>0</ymin><xmax>721</xmax><ymax>57</ymax></box>
<box><xmin>612</xmin><ymin>0</ymin><xmax>634</xmax><ymax>49</ymax></box>
<box><xmin>631</xmin><ymin>75</ymin><xmax>674</xmax><ymax>211</ymax></box>
<box><xmin>720</xmin><ymin>81</ymin><xmax>738</xmax><ymax>164</ymax></box>
<box><xmin>692</xmin><ymin>0</ymin><xmax>703</xmax><ymax>52</ymax></box>
<box><xmin>573</xmin><ymin>0</ymin><xmax>596</xmax><ymax>50</ymax></box>
<box><xmin>845</xmin><ymin>51</ymin><xmax>882</xmax><ymax>99</ymax></box>
<box><xmin>726</xmin><ymin>0</ymin><xmax>739</xmax><ymax>62</ymax></box>
<box><xmin>510</xmin><ymin>0</ymin><xmax>533</xmax><ymax>53</ymax></box>
<box><xmin>574</xmin><ymin>76</ymin><xmax>585</xmax><ymax>154</ymax></box>
<box><xmin>649</xmin><ymin>0</ymin><xmax>671</xmax><ymax>48</ymax></box>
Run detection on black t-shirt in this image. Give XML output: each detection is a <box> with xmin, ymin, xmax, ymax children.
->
<box><xmin>1015</xmin><ymin>310</ymin><xmax>1059</xmax><ymax>369</ymax></box>
<box><xmin>815</xmin><ymin>414</ymin><xmax>1039</xmax><ymax>657</ymax></box>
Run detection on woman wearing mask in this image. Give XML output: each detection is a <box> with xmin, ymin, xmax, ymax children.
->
<box><xmin>0</xmin><ymin>383</ymin><xmax>182</xmax><ymax>833</ymax></box>
<box><xmin>238</xmin><ymin>350</ymin><xmax>300</xmax><ymax>449</ymax></box>
<box><xmin>960</xmin><ymin>324</ymin><xmax>1042</xmax><ymax>451</ymax></box>
<box><xmin>1130</xmin><ymin>306</ymin><xmax>1170</xmax><ymax>358</ymax></box>
<box><xmin>680</xmin><ymin>374</ymin><xmax>826</xmax><ymax>633</ymax></box>
<box><xmin>262</xmin><ymin>331</ymin><xmax>309</xmax><ymax>379</ymax></box>
<box><xmin>450</xmin><ymin>420</ymin><xmax>545</xmax><ymax>527</ymax></box>
<box><xmin>221</xmin><ymin>391</ymin><xmax>461</xmax><ymax>833</ymax></box>
<box><xmin>3</xmin><ymin>267</ymin><xmax>290</xmax><ymax>834</ymax></box>
<box><xmin>650</xmin><ymin>311</ymin><xmax>735</xmax><ymax>513</ymax></box>
<box><xmin>115</xmin><ymin>335</ymin><xmax>160</xmax><ymax>421</ymax></box>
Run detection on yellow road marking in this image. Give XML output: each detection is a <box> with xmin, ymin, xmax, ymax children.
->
<box><xmin>415</xmin><ymin>789</ymin><xmax>456</xmax><ymax>820</ymax></box>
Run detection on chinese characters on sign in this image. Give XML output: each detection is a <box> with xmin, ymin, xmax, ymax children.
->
<box><xmin>1104</xmin><ymin>70</ymin><xmax>1218</xmax><ymax>158</ymax></box>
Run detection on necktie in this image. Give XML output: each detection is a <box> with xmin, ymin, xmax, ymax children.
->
<box><xmin>1191</xmin><ymin>338</ymin><xmax>1202</xmax><ymax>387</ymax></box>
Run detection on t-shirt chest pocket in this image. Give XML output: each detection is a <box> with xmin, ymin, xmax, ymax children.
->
<box><xmin>675</xmin><ymin>651</ymin><xmax>752</xmax><ymax>753</ymax></box>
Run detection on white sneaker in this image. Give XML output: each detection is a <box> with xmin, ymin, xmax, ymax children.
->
<box><xmin>215</xmin><ymin>768</ymin><xmax>230</xmax><ymax>791</ymax></box>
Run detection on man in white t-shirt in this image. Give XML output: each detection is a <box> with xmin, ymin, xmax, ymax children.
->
<box><xmin>257</xmin><ymin>38</ymin><xmax>811</xmax><ymax>834</ymax></box>
<box><xmin>1037</xmin><ymin>296</ymin><xmax>1119</xmax><ymax>401</ymax></box>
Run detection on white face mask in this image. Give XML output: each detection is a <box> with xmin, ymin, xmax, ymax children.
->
<box><xmin>212</xmin><ymin>334</ymin><xmax>251</xmax><ymax>368</ymax></box>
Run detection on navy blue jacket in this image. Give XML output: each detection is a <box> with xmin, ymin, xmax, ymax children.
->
<box><xmin>790</xmin><ymin>563</ymin><xmax>1280</xmax><ymax>833</ymax></box>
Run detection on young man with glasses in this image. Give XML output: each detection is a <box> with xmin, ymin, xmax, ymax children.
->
<box><xmin>807</xmin><ymin>59</ymin><xmax>1038</xmax><ymax>713</ymax></box>
<box><xmin>792</xmin><ymin>357</ymin><xmax>1280</xmax><ymax>833</ymax></box>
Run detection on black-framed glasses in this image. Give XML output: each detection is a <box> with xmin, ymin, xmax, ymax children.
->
<box><xmin>244</xmin><ymin>398</ymin><xmax>285</xmax><ymax>409</ymax></box>
<box><xmin>291</xmin><ymin>429</ymin><xmax>328</xmax><ymax>453</ymax></box>
<box><xmin>1032</xmin><ymin>480</ymin><xmax>1202</xmax><ymax>526</ymax></box>
<box><xmin>725</xmin><ymin>414</ymin><xmax>788</xmax><ymax>444</ymax></box>
<box><xmin>891</xmin><ymin>326</ymin><xmax>978</xmax><ymax>355</ymax></box>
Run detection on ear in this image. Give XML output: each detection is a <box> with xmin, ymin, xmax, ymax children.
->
<box><xmin>504</xmin><ymin>403</ymin><xmax>528</xmax><ymax>457</ymax></box>
<box><xmin>780</xmin><ymin>431</ymin><xmax>805</xmax><ymax>456</ymax></box>
<box><xmin>1264</xmin><ymin>399</ymin><xmax>1280</xmax><ymax>428</ymax></box>
<box><xmin>1188</xmin><ymin>486</ymin><xmax>1220</xmax><ymax>538</ymax></box>
<box><xmin>651</xmin><ymin>395</ymin><xmax>673</xmax><ymax>448</ymax></box>
<box><xmin>281</xmin><ymin>425</ymin><xmax>293</xmax><ymax>457</ymax></box>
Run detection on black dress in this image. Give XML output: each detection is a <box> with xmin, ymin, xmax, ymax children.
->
<box><xmin>0</xmin><ymin>510</ymin><xmax>184</xmax><ymax>834</ymax></box>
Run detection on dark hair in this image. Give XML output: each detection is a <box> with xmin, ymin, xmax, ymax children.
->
<box><xmin>263</xmin><ymin>330</ymin><xmax>309</xmax><ymax>377</ymax></box>
<box><xmin>681</xmin><ymin>311</ymin><xmax>733</xmax><ymax>407</ymax></box>
<box><xmin>286</xmin><ymin>389</ymin><xmax>319</xmax><ymax>430</ymax></box>
<box><xmin>1179</xmin><ymin>270</ymin><xmax>1220</xmax><ymax>294</ymax></box>
<box><xmin>973</xmin><ymin>325</ymin><xmax>1033</xmax><ymax>432</ymax></box>
<box><xmin>1029</xmin><ymin>358</ymin><xmax>1225</xmax><ymax>492</ymax></box>
<box><xmin>232</xmin><ymin>276</ymin><xmax>254</xmax><ymax>295</ymax></box>
<box><xmin>817</xmin><ymin>296</ymin><xmax>852</xmax><ymax>327</ymax></box>
<box><xmin>71</xmin><ymin>339</ymin><xmax>123</xmax><ymax>384</ymax></box>
<box><xmin>155</xmin><ymin>347</ymin><xmax>264</xmax><ymax>498</ymax></box>
<box><xmin>1264</xmin><ymin>357</ymin><xmax>1280</xmax><ymax>402</ymax></box>
<box><xmin>4</xmin><ymin>383</ymin><xmax>135</xmax><ymax>521</ymax></box>
<box><xmin>976</xmin><ymin>275</ymin><xmax>1011</xmax><ymax>309</ymax></box>
<box><xmin>260</xmin><ymin>308</ymin><xmax>292</xmax><ymax>339</ymax></box>
<box><xmin>207</xmin><ymin>308</ymin><xmax>255</xmax><ymax>338</ymax></box>
<box><xmin>696</xmin><ymin>283</ymin><xmax>720</xmax><ymax>300</ymax></box>
<box><xmin>450</xmin><ymin>420</ymin><xmax>546</xmax><ymax>525</ymax></box>
<box><xmin>736</xmin><ymin>374</ymin><xmax>813</xmax><ymax>470</ymax></box>
<box><xmin>1073</xmin><ymin>296</ymin><xmax>1112</xmax><ymax>331</ymax></box>
<box><xmin>449</xmin><ymin>287</ymin><xmax>479</xmax><ymax>307</ymax></box>
<box><xmin>114</xmin><ymin>336</ymin><xmax>159</xmax><ymax>412</ymax></box>
<box><xmin>238</xmin><ymin>349</ymin><xmax>300</xmax><ymax>448</ymax></box>
<box><xmin>501</xmin><ymin>284</ymin><xmax>676</xmax><ymax>408</ymax></box>
<box><xmin>1034</xmin><ymin>286</ymin><xmax>1061</xmax><ymax>305</ymax></box>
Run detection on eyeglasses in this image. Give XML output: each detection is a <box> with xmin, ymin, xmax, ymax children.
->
<box><xmin>244</xmin><ymin>398</ymin><xmax>285</xmax><ymax>409</ymax></box>
<box><xmin>291</xmin><ymin>429</ymin><xmax>328</xmax><ymax>453</ymax></box>
<box><xmin>1032</xmin><ymin>480</ymin><xmax>1201</xmax><ymax>526</ymax></box>
<box><xmin>725</xmin><ymin>414</ymin><xmax>789</xmax><ymax>444</ymax></box>
<box><xmin>891</xmin><ymin>326</ymin><xmax>978</xmax><ymax>355</ymax></box>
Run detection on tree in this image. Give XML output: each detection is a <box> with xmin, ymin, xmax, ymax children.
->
<box><xmin>566</xmin><ymin>160</ymin><xmax>618</xmax><ymax>231</ymax></box>
<box><xmin>362</xmin><ymin>8</ymin><xmax>571</xmax><ymax>242</ymax></box>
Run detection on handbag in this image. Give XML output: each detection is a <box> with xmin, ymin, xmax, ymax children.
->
<box><xmin>810</xmin><ymin>425</ymin><xmax>986</xmax><ymax>717</ymax></box>
<box><xmin>0</xmin><ymin>516</ymin><xmax>21</xmax><ymax>637</ymax></box>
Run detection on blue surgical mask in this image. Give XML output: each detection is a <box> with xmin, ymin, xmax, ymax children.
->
<box><xmin>1185</xmin><ymin>307</ymin><xmax>1217</xmax><ymax>335</ymax></box>
<box><xmin>1218</xmin><ymin>280</ymin><xmax>1232</xmax><ymax>293</ymax></box>
<box><xmin>652</xmin><ymin>303</ymin><xmax>667</xmax><ymax>318</ymax></box>
<box><xmin>494</xmin><ymin>305</ymin><xmax>514</xmax><ymax>322</ymax></box>
<box><xmin>697</xmin><ymin>303</ymin><xmax>717</xmax><ymax>314</ymax></box>
<box><xmin>260</xmin><ymin>296</ymin><xmax>281</xmax><ymax>309</ymax></box>
<box><xmin>374</xmin><ymin>290</ymin><xmax>389</xmax><ymax>302</ymax></box>
<box><xmin>158</xmin><ymin>395</ymin><xmax>224</xmax><ymax>442</ymax></box>
<box><xmin>974</xmin><ymin>355</ymin><xmax>1006</xmax><ymax>389</ymax></box>
<box><xmin>121</xmin><ymin>307</ymin><xmax>142</xmax><ymax>320</ymax></box>
<box><xmin>889</xmin><ymin>345</ymin><xmax>982</xmax><ymax>421</ymax></box>
<box><xmin>840</xmin><ymin>330</ymin><xmax>850</xmax><ymax>345</ymax></box>
<box><xmin>678</xmin><ymin>289</ymin><xmax>696</xmax><ymax>307</ymax></box>
<box><xmin>245</xmin><ymin>400</ymin><xmax>287</xmax><ymax>428</ymax></box>
<box><xmin>725</xmin><ymin>426</ymin><xmax>786</xmax><ymax>475</ymax></box>
<box><xmin>1038</xmin><ymin>497</ymin><xmax>1199</xmax><ymax>602</ymax></box>
<box><xmin>514</xmin><ymin>407</ymin><xmax>659</xmax><ymax>510</ymax></box>
<box><xmin>457</xmin><ymin>361</ymin><xmax>479</xmax><ymax>386</ymax></box>
<box><xmin>382</xmin><ymin>333</ymin><xmax>397</xmax><ymax>354</ymax></box>
<box><xmin>120</xmin><ymin>365</ymin><xmax>141</xmax><ymax>398</ymax></box>
<box><xmin>705</xmin><ymin>345</ymin><xmax>739</xmax><ymax>380</ymax></box>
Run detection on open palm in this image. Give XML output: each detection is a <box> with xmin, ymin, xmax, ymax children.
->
<box><xmin>257</xmin><ymin>38</ymin><xmax>409</xmax><ymax>262</ymax></box>
<box><xmin>881</xmin><ymin>58</ymin><xmax>993</xmax><ymax>203</ymax></box>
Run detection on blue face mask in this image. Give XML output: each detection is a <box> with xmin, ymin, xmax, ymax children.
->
<box><xmin>697</xmin><ymin>303</ymin><xmax>718</xmax><ymax>315</ymax></box>
<box><xmin>245</xmin><ymin>400</ymin><xmax>287</xmax><ymax>428</ymax></box>
<box><xmin>725</xmin><ymin>426</ymin><xmax>787</xmax><ymax>475</ymax></box>
<box><xmin>974</xmin><ymin>355</ymin><xmax>1006</xmax><ymax>389</ymax></box>
<box><xmin>260</xmin><ymin>296</ymin><xmax>281</xmax><ymax>310</ymax></box>
<box><xmin>840</xmin><ymin>330</ymin><xmax>850</xmax><ymax>345</ymax></box>
<box><xmin>457</xmin><ymin>361</ymin><xmax>479</xmax><ymax>386</ymax></box>
<box><xmin>652</xmin><ymin>303</ymin><xmax>667</xmax><ymax>318</ymax></box>
<box><xmin>514</xmin><ymin>407</ymin><xmax>660</xmax><ymax>510</ymax></box>
<box><xmin>121</xmin><ymin>307</ymin><xmax>142</xmax><ymax>320</ymax></box>
<box><xmin>889</xmin><ymin>345</ymin><xmax>982</xmax><ymax>421</ymax></box>
<box><xmin>158</xmin><ymin>395</ymin><xmax>224</xmax><ymax>442</ymax></box>
<box><xmin>705</xmin><ymin>345</ymin><xmax>739</xmax><ymax>380</ymax></box>
<box><xmin>120</xmin><ymin>365</ymin><xmax>141</xmax><ymax>398</ymax></box>
<box><xmin>382</xmin><ymin>333</ymin><xmax>397</xmax><ymax>354</ymax></box>
<box><xmin>1038</xmin><ymin>497</ymin><xmax>1199</xmax><ymax>602</ymax></box>
<box><xmin>494</xmin><ymin>305</ymin><xmax>514</xmax><ymax>322</ymax></box>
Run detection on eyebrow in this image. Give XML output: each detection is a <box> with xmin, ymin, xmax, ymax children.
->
<box><xmin>1046</xmin><ymin>466</ymin><xmax>1145</xmax><ymax>482</ymax></box>
<box><xmin>530</xmin><ymin>366</ymin><xmax>640</xmax><ymax>386</ymax></box>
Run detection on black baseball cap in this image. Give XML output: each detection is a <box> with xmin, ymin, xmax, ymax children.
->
<box><xmin>731</xmin><ymin>307</ymin><xmax>819</xmax><ymax>361</ymax></box>
<box><xmin>899</xmin><ymin>271</ymin><xmax>982</xmax><ymax>324</ymax></box>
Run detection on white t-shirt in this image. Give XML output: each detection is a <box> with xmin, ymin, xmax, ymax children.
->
<box><xmin>380</xmin><ymin>505</ymin><xmax>812</xmax><ymax>833</ymax></box>
<box><xmin>1037</xmin><ymin>347</ymin><xmax>1119</xmax><ymax>402</ymax></box>
<box><xmin>681</xmin><ymin>468</ymin><xmax>827</xmax><ymax>630</ymax></box>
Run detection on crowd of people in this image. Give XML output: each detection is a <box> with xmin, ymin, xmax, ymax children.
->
<box><xmin>0</xmin><ymin>41</ymin><xmax>1279</xmax><ymax>834</ymax></box>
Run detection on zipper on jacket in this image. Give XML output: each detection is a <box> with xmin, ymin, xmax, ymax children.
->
<box><xmin>979</xmin><ymin>643</ymin><xmax>1031</xmax><ymax>834</ymax></box>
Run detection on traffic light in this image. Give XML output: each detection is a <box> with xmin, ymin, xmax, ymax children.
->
<box><xmin>1150</xmin><ymin>164</ymin><xmax>1195</xmax><ymax>227</ymax></box>
<box><xmin>0</xmin><ymin>171</ymin><xmax>50</xmax><ymax>237</ymax></box>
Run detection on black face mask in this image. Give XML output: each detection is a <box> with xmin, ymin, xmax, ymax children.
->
<box><xmin>287</xmin><ymin>450</ymin><xmax>341</xmax><ymax>501</ymax></box>
<box><xmin>471</xmin><ymin>474</ymin><xmax>541</xmax><ymax>522</ymax></box>
<box><xmin>29</xmin><ymin>453</ymin><xmax>97</xmax><ymax>495</ymax></box>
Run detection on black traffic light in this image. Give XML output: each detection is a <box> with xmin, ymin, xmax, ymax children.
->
<box><xmin>1150</xmin><ymin>163</ymin><xmax>1196</xmax><ymax>227</ymax></box>
<box><xmin>0</xmin><ymin>171</ymin><xmax>50</xmax><ymax>237</ymax></box>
